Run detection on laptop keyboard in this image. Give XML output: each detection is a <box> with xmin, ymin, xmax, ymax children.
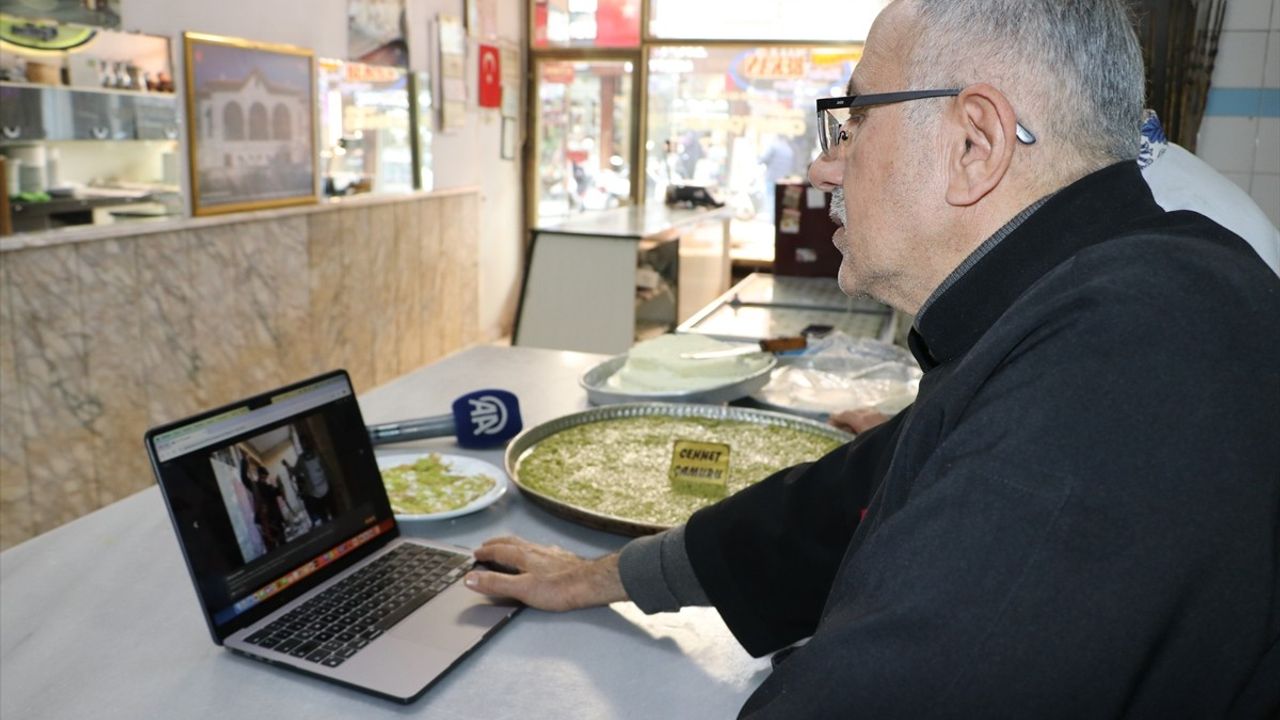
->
<box><xmin>243</xmin><ymin>543</ymin><xmax>473</xmax><ymax>668</ymax></box>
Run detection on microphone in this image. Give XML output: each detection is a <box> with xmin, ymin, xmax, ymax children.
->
<box><xmin>367</xmin><ymin>389</ymin><xmax>523</xmax><ymax>449</ymax></box>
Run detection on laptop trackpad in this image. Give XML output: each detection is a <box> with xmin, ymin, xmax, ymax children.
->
<box><xmin>393</xmin><ymin>584</ymin><xmax>519</xmax><ymax>652</ymax></box>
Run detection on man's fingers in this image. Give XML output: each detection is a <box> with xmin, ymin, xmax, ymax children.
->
<box><xmin>474</xmin><ymin>542</ymin><xmax>527</xmax><ymax>569</ymax></box>
<box><xmin>464</xmin><ymin>569</ymin><xmax>528</xmax><ymax>599</ymax></box>
<box><xmin>478</xmin><ymin>535</ymin><xmax>525</xmax><ymax>550</ymax></box>
<box><xmin>828</xmin><ymin>408</ymin><xmax>888</xmax><ymax>434</ymax></box>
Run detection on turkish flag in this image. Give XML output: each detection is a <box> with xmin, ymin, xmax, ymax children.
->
<box><xmin>478</xmin><ymin>44</ymin><xmax>501</xmax><ymax>108</ymax></box>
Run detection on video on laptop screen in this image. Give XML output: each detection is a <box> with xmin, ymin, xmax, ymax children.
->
<box><xmin>150</xmin><ymin>374</ymin><xmax>395</xmax><ymax>633</ymax></box>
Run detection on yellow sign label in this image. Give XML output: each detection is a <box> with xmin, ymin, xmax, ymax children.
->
<box><xmin>669</xmin><ymin>440</ymin><xmax>731</xmax><ymax>497</ymax></box>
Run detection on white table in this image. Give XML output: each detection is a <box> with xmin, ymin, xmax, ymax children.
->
<box><xmin>0</xmin><ymin>345</ymin><xmax>769</xmax><ymax>719</ymax></box>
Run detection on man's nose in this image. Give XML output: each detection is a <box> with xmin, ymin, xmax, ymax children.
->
<box><xmin>808</xmin><ymin>151</ymin><xmax>842</xmax><ymax>191</ymax></box>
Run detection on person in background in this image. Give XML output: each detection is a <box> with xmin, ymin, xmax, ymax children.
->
<box><xmin>758</xmin><ymin>134</ymin><xmax>796</xmax><ymax>223</ymax></box>
<box><xmin>239</xmin><ymin>454</ymin><xmax>283</xmax><ymax>550</ymax></box>
<box><xmin>254</xmin><ymin>465</ymin><xmax>287</xmax><ymax>550</ymax></box>
<box><xmin>678</xmin><ymin>129</ymin><xmax>704</xmax><ymax>180</ymax></box>
<box><xmin>570</xmin><ymin>161</ymin><xmax>588</xmax><ymax>209</ymax></box>
<box><xmin>1139</xmin><ymin>110</ymin><xmax>1280</xmax><ymax>276</ymax></box>
<box><xmin>464</xmin><ymin>1</ymin><xmax>1280</xmax><ymax>717</ymax></box>
<box><xmin>286</xmin><ymin>432</ymin><xmax>333</xmax><ymax>526</ymax></box>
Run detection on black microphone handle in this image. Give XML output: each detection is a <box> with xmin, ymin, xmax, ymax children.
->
<box><xmin>367</xmin><ymin>414</ymin><xmax>457</xmax><ymax>446</ymax></box>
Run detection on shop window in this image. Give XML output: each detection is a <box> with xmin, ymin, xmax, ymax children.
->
<box><xmin>645</xmin><ymin>44</ymin><xmax>859</xmax><ymax>229</ymax></box>
<box><xmin>317</xmin><ymin>59</ymin><xmax>415</xmax><ymax>196</ymax></box>
<box><xmin>533</xmin><ymin>59</ymin><xmax>633</xmax><ymax>225</ymax></box>
<box><xmin>533</xmin><ymin>0</ymin><xmax>641</xmax><ymax>49</ymax></box>
<box><xmin>647</xmin><ymin>0</ymin><xmax>881</xmax><ymax>42</ymax></box>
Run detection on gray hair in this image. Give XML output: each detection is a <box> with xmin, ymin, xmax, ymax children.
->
<box><xmin>905</xmin><ymin>0</ymin><xmax>1145</xmax><ymax>167</ymax></box>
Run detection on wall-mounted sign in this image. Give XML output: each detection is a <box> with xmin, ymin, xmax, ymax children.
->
<box><xmin>540</xmin><ymin>62</ymin><xmax>574</xmax><ymax>85</ymax></box>
<box><xmin>809</xmin><ymin>48</ymin><xmax>863</xmax><ymax>67</ymax></box>
<box><xmin>737</xmin><ymin>48</ymin><xmax>808</xmax><ymax>82</ymax></box>
<box><xmin>438</xmin><ymin>14</ymin><xmax>466</xmax><ymax>132</ymax></box>
<box><xmin>344</xmin><ymin>61</ymin><xmax>401</xmax><ymax>84</ymax></box>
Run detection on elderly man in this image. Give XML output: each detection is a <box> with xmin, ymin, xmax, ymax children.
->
<box><xmin>467</xmin><ymin>1</ymin><xmax>1280</xmax><ymax>716</ymax></box>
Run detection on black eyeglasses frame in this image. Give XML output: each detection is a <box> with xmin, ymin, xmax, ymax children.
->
<box><xmin>816</xmin><ymin>89</ymin><xmax>1037</xmax><ymax>152</ymax></box>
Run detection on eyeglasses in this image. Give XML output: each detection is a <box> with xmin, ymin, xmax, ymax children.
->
<box><xmin>816</xmin><ymin>89</ymin><xmax>1037</xmax><ymax>154</ymax></box>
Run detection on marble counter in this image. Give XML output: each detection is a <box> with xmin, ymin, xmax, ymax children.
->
<box><xmin>0</xmin><ymin>187</ymin><xmax>480</xmax><ymax>252</ymax></box>
<box><xmin>0</xmin><ymin>188</ymin><xmax>483</xmax><ymax>550</ymax></box>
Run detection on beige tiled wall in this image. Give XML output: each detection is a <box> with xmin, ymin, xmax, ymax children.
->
<box><xmin>0</xmin><ymin>192</ymin><xmax>480</xmax><ymax>549</ymax></box>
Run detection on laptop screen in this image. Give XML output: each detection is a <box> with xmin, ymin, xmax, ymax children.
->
<box><xmin>148</xmin><ymin>371</ymin><xmax>398</xmax><ymax>642</ymax></box>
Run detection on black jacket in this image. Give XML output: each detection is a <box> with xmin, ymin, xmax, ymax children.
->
<box><xmin>685</xmin><ymin>163</ymin><xmax>1280</xmax><ymax>719</ymax></box>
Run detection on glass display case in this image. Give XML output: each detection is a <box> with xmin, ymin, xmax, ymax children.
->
<box><xmin>317</xmin><ymin>59</ymin><xmax>414</xmax><ymax>197</ymax></box>
<box><xmin>0</xmin><ymin>15</ymin><xmax>180</xmax><ymax>232</ymax></box>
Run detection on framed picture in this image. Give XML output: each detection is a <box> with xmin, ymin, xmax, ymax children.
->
<box><xmin>183</xmin><ymin>32</ymin><xmax>317</xmax><ymax>216</ymax></box>
<box><xmin>347</xmin><ymin>0</ymin><xmax>407</xmax><ymax>67</ymax></box>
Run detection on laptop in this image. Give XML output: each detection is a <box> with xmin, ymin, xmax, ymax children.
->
<box><xmin>145</xmin><ymin>369</ymin><xmax>520</xmax><ymax>703</ymax></box>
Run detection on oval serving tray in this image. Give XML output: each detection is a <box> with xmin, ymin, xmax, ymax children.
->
<box><xmin>504</xmin><ymin>403</ymin><xmax>851</xmax><ymax>536</ymax></box>
<box><xmin>578</xmin><ymin>353</ymin><xmax>778</xmax><ymax>406</ymax></box>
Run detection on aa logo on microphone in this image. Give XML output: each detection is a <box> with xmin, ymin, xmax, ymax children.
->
<box><xmin>467</xmin><ymin>395</ymin><xmax>509</xmax><ymax>435</ymax></box>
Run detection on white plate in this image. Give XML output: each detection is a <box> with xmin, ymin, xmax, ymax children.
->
<box><xmin>375</xmin><ymin>451</ymin><xmax>508</xmax><ymax>521</ymax></box>
<box><xmin>579</xmin><ymin>353</ymin><xmax>777</xmax><ymax>405</ymax></box>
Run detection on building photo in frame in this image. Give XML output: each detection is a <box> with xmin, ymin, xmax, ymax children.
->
<box><xmin>184</xmin><ymin>32</ymin><xmax>317</xmax><ymax>215</ymax></box>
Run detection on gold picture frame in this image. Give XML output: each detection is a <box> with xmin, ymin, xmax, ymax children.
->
<box><xmin>183</xmin><ymin>32</ymin><xmax>317</xmax><ymax>216</ymax></box>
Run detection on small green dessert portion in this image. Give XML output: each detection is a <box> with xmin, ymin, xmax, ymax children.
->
<box><xmin>381</xmin><ymin>454</ymin><xmax>496</xmax><ymax>515</ymax></box>
<box><xmin>516</xmin><ymin>416</ymin><xmax>843</xmax><ymax>527</ymax></box>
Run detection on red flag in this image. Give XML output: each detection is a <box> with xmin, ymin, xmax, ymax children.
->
<box><xmin>478</xmin><ymin>44</ymin><xmax>501</xmax><ymax>108</ymax></box>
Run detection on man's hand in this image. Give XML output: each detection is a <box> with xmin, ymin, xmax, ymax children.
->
<box><xmin>828</xmin><ymin>408</ymin><xmax>889</xmax><ymax>434</ymax></box>
<box><xmin>463</xmin><ymin>535</ymin><xmax>628</xmax><ymax>612</ymax></box>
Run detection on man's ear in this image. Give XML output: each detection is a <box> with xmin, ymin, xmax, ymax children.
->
<box><xmin>944</xmin><ymin>83</ymin><xmax>1019</xmax><ymax>207</ymax></box>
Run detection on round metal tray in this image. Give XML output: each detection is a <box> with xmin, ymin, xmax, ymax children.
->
<box><xmin>578</xmin><ymin>354</ymin><xmax>778</xmax><ymax>406</ymax></box>
<box><xmin>504</xmin><ymin>403</ymin><xmax>852</xmax><ymax>536</ymax></box>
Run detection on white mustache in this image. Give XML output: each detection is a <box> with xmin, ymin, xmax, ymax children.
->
<box><xmin>829</xmin><ymin>188</ymin><xmax>847</xmax><ymax>226</ymax></box>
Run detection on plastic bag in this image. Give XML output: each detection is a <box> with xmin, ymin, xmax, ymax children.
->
<box><xmin>753</xmin><ymin>332</ymin><xmax>922</xmax><ymax>418</ymax></box>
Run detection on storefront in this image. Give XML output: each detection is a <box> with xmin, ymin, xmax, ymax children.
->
<box><xmin>527</xmin><ymin>0</ymin><xmax>875</xmax><ymax>259</ymax></box>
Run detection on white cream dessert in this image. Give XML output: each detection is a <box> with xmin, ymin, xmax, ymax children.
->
<box><xmin>607</xmin><ymin>334</ymin><xmax>770</xmax><ymax>393</ymax></box>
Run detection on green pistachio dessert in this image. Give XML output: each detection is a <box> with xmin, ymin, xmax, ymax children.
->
<box><xmin>381</xmin><ymin>454</ymin><xmax>497</xmax><ymax>515</ymax></box>
<box><xmin>515</xmin><ymin>416</ymin><xmax>843</xmax><ymax>527</ymax></box>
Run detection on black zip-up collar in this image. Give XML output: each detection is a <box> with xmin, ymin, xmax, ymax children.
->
<box><xmin>908</xmin><ymin>161</ymin><xmax>1159</xmax><ymax>370</ymax></box>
